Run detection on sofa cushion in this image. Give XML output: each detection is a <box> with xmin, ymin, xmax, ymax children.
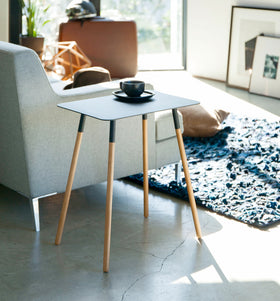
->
<box><xmin>178</xmin><ymin>104</ymin><xmax>229</xmax><ymax>137</ymax></box>
<box><xmin>155</xmin><ymin>110</ymin><xmax>184</xmax><ymax>141</ymax></box>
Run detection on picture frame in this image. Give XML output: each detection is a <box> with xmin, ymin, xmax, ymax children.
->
<box><xmin>226</xmin><ymin>6</ymin><xmax>280</xmax><ymax>90</ymax></box>
<box><xmin>249</xmin><ymin>35</ymin><xmax>280</xmax><ymax>98</ymax></box>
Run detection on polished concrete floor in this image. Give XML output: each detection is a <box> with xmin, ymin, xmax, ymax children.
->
<box><xmin>1</xmin><ymin>71</ymin><xmax>280</xmax><ymax>301</ymax></box>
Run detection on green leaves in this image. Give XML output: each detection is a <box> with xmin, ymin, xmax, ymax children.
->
<box><xmin>19</xmin><ymin>0</ymin><xmax>50</xmax><ymax>37</ymax></box>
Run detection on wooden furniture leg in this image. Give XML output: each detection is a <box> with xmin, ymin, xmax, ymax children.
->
<box><xmin>172</xmin><ymin>109</ymin><xmax>202</xmax><ymax>239</ymax></box>
<box><xmin>55</xmin><ymin>114</ymin><xmax>86</xmax><ymax>245</ymax></box>
<box><xmin>103</xmin><ymin>120</ymin><xmax>116</xmax><ymax>272</ymax></box>
<box><xmin>142</xmin><ymin>114</ymin><xmax>149</xmax><ymax>218</ymax></box>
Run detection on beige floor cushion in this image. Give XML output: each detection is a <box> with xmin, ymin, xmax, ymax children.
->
<box><xmin>178</xmin><ymin>104</ymin><xmax>229</xmax><ymax>137</ymax></box>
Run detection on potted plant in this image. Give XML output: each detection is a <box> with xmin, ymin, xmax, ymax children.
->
<box><xmin>19</xmin><ymin>0</ymin><xmax>50</xmax><ymax>58</ymax></box>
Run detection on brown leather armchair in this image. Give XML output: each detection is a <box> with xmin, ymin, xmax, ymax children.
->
<box><xmin>58</xmin><ymin>19</ymin><xmax>138</xmax><ymax>78</ymax></box>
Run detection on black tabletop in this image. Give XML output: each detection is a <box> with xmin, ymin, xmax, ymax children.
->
<box><xmin>58</xmin><ymin>91</ymin><xmax>199</xmax><ymax>121</ymax></box>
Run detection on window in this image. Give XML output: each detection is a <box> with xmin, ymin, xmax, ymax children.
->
<box><xmin>101</xmin><ymin>0</ymin><xmax>184</xmax><ymax>70</ymax></box>
<box><xmin>37</xmin><ymin>0</ymin><xmax>101</xmax><ymax>43</ymax></box>
<box><xmin>31</xmin><ymin>0</ymin><xmax>70</xmax><ymax>43</ymax></box>
<box><xmin>15</xmin><ymin>0</ymin><xmax>185</xmax><ymax>70</ymax></box>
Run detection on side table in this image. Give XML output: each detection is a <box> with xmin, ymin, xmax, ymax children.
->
<box><xmin>55</xmin><ymin>91</ymin><xmax>202</xmax><ymax>272</ymax></box>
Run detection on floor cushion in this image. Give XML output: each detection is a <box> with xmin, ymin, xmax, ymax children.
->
<box><xmin>178</xmin><ymin>104</ymin><xmax>229</xmax><ymax>137</ymax></box>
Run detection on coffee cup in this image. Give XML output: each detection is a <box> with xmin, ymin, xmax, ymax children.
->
<box><xmin>120</xmin><ymin>80</ymin><xmax>145</xmax><ymax>97</ymax></box>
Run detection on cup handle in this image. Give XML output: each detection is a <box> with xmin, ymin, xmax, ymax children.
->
<box><xmin>120</xmin><ymin>82</ymin><xmax>123</xmax><ymax>90</ymax></box>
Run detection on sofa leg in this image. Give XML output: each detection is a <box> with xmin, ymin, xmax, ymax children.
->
<box><xmin>29</xmin><ymin>197</ymin><xmax>40</xmax><ymax>232</ymax></box>
<box><xmin>29</xmin><ymin>192</ymin><xmax>57</xmax><ymax>232</ymax></box>
<box><xmin>175</xmin><ymin>161</ymin><xmax>182</xmax><ymax>185</ymax></box>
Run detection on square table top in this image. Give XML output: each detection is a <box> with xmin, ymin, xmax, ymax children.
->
<box><xmin>58</xmin><ymin>91</ymin><xmax>199</xmax><ymax>121</ymax></box>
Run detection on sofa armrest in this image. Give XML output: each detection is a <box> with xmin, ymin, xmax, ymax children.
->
<box><xmin>155</xmin><ymin>110</ymin><xmax>184</xmax><ymax>141</ymax></box>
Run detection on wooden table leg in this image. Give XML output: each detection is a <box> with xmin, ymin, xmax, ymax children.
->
<box><xmin>55</xmin><ymin>114</ymin><xmax>86</xmax><ymax>245</ymax></box>
<box><xmin>142</xmin><ymin>114</ymin><xmax>149</xmax><ymax>218</ymax></box>
<box><xmin>172</xmin><ymin>109</ymin><xmax>202</xmax><ymax>239</ymax></box>
<box><xmin>103</xmin><ymin>120</ymin><xmax>116</xmax><ymax>272</ymax></box>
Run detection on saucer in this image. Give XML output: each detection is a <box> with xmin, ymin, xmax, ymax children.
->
<box><xmin>112</xmin><ymin>90</ymin><xmax>155</xmax><ymax>102</ymax></box>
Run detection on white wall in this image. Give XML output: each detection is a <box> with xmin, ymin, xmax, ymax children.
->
<box><xmin>0</xmin><ymin>0</ymin><xmax>9</xmax><ymax>42</ymax></box>
<box><xmin>187</xmin><ymin>0</ymin><xmax>280</xmax><ymax>81</ymax></box>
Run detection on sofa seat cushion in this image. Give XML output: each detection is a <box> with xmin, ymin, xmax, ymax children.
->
<box><xmin>155</xmin><ymin>110</ymin><xmax>184</xmax><ymax>141</ymax></box>
<box><xmin>49</xmin><ymin>78</ymin><xmax>72</xmax><ymax>93</ymax></box>
<box><xmin>47</xmin><ymin>75</ymin><xmax>61</xmax><ymax>84</ymax></box>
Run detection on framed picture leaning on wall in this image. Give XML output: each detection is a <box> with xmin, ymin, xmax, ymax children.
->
<box><xmin>226</xmin><ymin>6</ymin><xmax>280</xmax><ymax>90</ymax></box>
<box><xmin>249</xmin><ymin>35</ymin><xmax>280</xmax><ymax>99</ymax></box>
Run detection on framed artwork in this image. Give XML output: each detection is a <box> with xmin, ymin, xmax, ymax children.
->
<box><xmin>249</xmin><ymin>35</ymin><xmax>280</xmax><ymax>98</ymax></box>
<box><xmin>226</xmin><ymin>6</ymin><xmax>280</xmax><ymax>90</ymax></box>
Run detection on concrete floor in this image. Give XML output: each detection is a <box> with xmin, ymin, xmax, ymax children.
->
<box><xmin>1</xmin><ymin>71</ymin><xmax>280</xmax><ymax>301</ymax></box>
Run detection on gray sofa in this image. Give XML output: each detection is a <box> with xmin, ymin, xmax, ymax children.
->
<box><xmin>0</xmin><ymin>41</ymin><xmax>183</xmax><ymax>231</ymax></box>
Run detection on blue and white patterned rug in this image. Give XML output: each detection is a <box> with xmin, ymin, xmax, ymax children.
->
<box><xmin>128</xmin><ymin>115</ymin><xmax>280</xmax><ymax>228</ymax></box>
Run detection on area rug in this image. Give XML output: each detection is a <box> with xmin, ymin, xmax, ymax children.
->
<box><xmin>128</xmin><ymin>115</ymin><xmax>280</xmax><ymax>228</ymax></box>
